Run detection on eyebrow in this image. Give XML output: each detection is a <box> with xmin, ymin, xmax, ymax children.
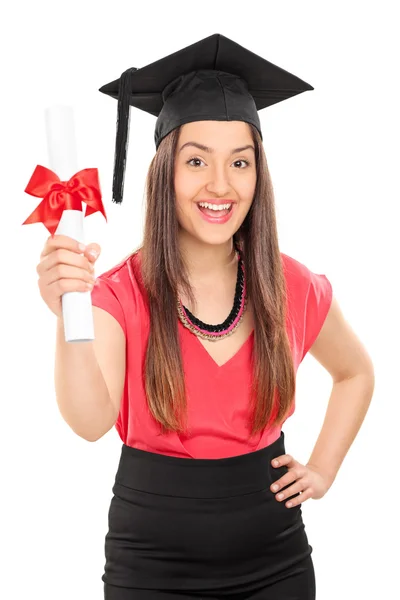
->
<box><xmin>179</xmin><ymin>141</ymin><xmax>255</xmax><ymax>155</ymax></box>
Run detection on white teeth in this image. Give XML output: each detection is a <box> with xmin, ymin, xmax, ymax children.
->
<box><xmin>198</xmin><ymin>202</ymin><xmax>232</xmax><ymax>210</ymax></box>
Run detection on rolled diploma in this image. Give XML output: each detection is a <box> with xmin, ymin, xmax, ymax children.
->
<box><xmin>45</xmin><ymin>105</ymin><xmax>94</xmax><ymax>342</ymax></box>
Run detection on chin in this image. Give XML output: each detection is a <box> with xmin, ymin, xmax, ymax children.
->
<box><xmin>185</xmin><ymin>228</ymin><xmax>239</xmax><ymax>248</ymax></box>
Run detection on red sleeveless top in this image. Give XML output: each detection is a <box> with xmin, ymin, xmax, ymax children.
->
<box><xmin>90</xmin><ymin>250</ymin><xmax>332</xmax><ymax>458</ymax></box>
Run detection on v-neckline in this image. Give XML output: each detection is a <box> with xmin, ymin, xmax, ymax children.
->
<box><xmin>185</xmin><ymin>325</ymin><xmax>255</xmax><ymax>369</ymax></box>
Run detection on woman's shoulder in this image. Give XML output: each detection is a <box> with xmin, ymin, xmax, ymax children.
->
<box><xmin>93</xmin><ymin>249</ymin><xmax>146</xmax><ymax>310</ymax></box>
<box><xmin>91</xmin><ymin>249</ymin><xmax>146</xmax><ymax>322</ymax></box>
<box><xmin>280</xmin><ymin>251</ymin><xmax>332</xmax><ymax>323</ymax></box>
<box><xmin>280</xmin><ymin>251</ymin><xmax>311</xmax><ymax>283</ymax></box>
<box><xmin>97</xmin><ymin>248</ymin><xmax>142</xmax><ymax>284</ymax></box>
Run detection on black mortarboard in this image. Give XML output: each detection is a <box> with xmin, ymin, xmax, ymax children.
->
<box><xmin>99</xmin><ymin>33</ymin><xmax>314</xmax><ymax>204</ymax></box>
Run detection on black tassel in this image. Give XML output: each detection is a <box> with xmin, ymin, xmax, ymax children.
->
<box><xmin>112</xmin><ymin>67</ymin><xmax>138</xmax><ymax>204</ymax></box>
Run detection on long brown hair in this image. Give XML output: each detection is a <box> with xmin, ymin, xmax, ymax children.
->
<box><xmin>132</xmin><ymin>123</ymin><xmax>296</xmax><ymax>437</ymax></box>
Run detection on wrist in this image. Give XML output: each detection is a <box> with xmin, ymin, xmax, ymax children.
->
<box><xmin>306</xmin><ymin>462</ymin><xmax>336</xmax><ymax>488</ymax></box>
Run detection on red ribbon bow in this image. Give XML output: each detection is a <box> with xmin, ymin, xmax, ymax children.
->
<box><xmin>23</xmin><ymin>165</ymin><xmax>107</xmax><ymax>236</ymax></box>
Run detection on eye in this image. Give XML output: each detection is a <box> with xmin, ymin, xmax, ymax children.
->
<box><xmin>186</xmin><ymin>157</ymin><xmax>205</xmax><ymax>168</ymax></box>
<box><xmin>233</xmin><ymin>159</ymin><xmax>250</xmax><ymax>169</ymax></box>
<box><xmin>186</xmin><ymin>157</ymin><xmax>251</xmax><ymax>168</ymax></box>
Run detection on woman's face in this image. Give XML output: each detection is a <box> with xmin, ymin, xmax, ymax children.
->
<box><xmin>174</xmin><ymin>120</ymin><xmax>257</xmax><ymax>246</ymax></box>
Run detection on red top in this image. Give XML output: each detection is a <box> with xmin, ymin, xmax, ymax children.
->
<box><xmin>90</xmin><ymin>250</ymin><xmax>332</xmax><ymax>458</ymax></box>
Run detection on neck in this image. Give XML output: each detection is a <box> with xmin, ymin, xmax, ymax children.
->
<box><xmin>178</xmin><ymin>233</ymin><xmax>237</xmax><ymax>282</ymax></box>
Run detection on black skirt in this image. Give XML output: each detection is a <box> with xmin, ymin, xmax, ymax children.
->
<box><xmin>102</xmin><ymin>430</ymin><xmax>315</xmax><ymax>599</ymax></box>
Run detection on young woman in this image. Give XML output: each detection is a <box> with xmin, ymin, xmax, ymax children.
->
<box><xmin>41</xmin><ymin>34</ymin><xmax>374</xmax><ymax>600</ymax></box>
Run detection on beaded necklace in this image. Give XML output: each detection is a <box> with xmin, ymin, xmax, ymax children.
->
<box><xmin>176</xmin><ymin>242</ymin><xmax>248</xmax><ymax>341</ymax></box>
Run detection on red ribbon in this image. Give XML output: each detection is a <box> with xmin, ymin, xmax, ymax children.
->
<box><xmin>23</xmin><ymin>165</ymin><xmax>107</xmax><ymax>236</ymax></box>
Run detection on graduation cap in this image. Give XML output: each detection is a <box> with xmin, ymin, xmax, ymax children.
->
<box><xmin>99</xmin><ymin>33</ymin><xmax>314</xmax><ymax>204</ymax></box>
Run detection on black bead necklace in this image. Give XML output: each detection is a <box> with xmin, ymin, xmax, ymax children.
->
<box><xmin>176</xmin><ymin>241</ymin><xmax>248</xmax><ymax>341</ymax></box>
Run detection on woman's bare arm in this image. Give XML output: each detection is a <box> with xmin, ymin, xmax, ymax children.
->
<box><xmin>54</xmin><ymin>307</ymin><xmax>126</xmax><ymax>441</ymax></box>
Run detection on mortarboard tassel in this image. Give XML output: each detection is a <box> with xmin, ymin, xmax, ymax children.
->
<box><xmin>112</xmin><ymin>66</ymin><xmax>138</xmax><ymax>204</ymax></box>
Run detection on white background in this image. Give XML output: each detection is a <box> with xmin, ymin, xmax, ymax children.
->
<box><xmin>2</xmin><ymin>1</ymin><xmax>399</xmax><ymax>598</ymax></box>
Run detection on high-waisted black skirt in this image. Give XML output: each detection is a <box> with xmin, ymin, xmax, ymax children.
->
<box><xmin>102</xmin><ymin>430</ymin><xmax>315</xmax><ymax>599</ymax></box>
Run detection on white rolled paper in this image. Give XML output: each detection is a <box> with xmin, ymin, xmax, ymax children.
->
<box><xmin>45</xmin><ymin>105</ymin><xmax>95</xmax><ymax>343</ymax></box>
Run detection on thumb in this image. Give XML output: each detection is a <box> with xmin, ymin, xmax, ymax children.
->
<box><xmin>85</xmin><ymin>243</ymin><xmax>101</xmax><ymax>262</ymax></box>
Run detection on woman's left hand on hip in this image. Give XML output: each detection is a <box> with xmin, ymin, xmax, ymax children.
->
<box><xmin>270</xmin><ymin>455</ymin><xmax>332</xmax><ymax>508</ymax></box>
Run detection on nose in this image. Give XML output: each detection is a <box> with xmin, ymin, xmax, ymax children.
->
<box><xmin>205</xmin><ymin>164</ymin><xmax>231</xmax><ymax>196</ymax></box>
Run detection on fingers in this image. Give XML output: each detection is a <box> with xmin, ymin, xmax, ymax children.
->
<box><xmin>270</xmin><ymin>455</ymin><xmax>304</xmax><ymax>489</ymax></box>
<box><xmin>40</xmin><ymin>234</ymin><xmax>83</xmax><ymax>260</ymax></box>
<box><xmin>37</xmin><ymin>247</ymin><xmax>93</xmax><ymax>277</ymax></box>
<box><xmin>36</xmin><ymin>235</ymin><xmax>99</xmax><ymax>319</ymax></box>
<box><xmin>271</xmin><ymin>469</ymin><xmax>307</xmax><ymax>508</ymax></box>
<box><xmin>276</xmin><ymin>484</ymin><xmax>310</xmax><ymax>509</ymax></box>
<box><xmin>271</xmin><ymin>453</ymin><xmax>292</xmax><ymax>467</ymax></box>
<box><xmin>269</xmin><ymin>456</ymin><xmax>311</xmax><ymax>508</ymax></box>
<box><xmin>271</xmin><ymin>466</ymin><xmax>300</xmax><ymax>492</ymax></box>
<box><xmin>37</xmin><ymin>236</ymin><xmax>100</xmax><ymax>276</ymax></box>
<box><xmin>40</xmin><ymin>261</ymin><xmax>96</xmax><ymax>287</ymax></box>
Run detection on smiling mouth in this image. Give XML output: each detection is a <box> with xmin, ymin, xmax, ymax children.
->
<box><xmin>197</xmin><ymin>203</ymin><xmax>233</xmax><ymax>216</ymax></box>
